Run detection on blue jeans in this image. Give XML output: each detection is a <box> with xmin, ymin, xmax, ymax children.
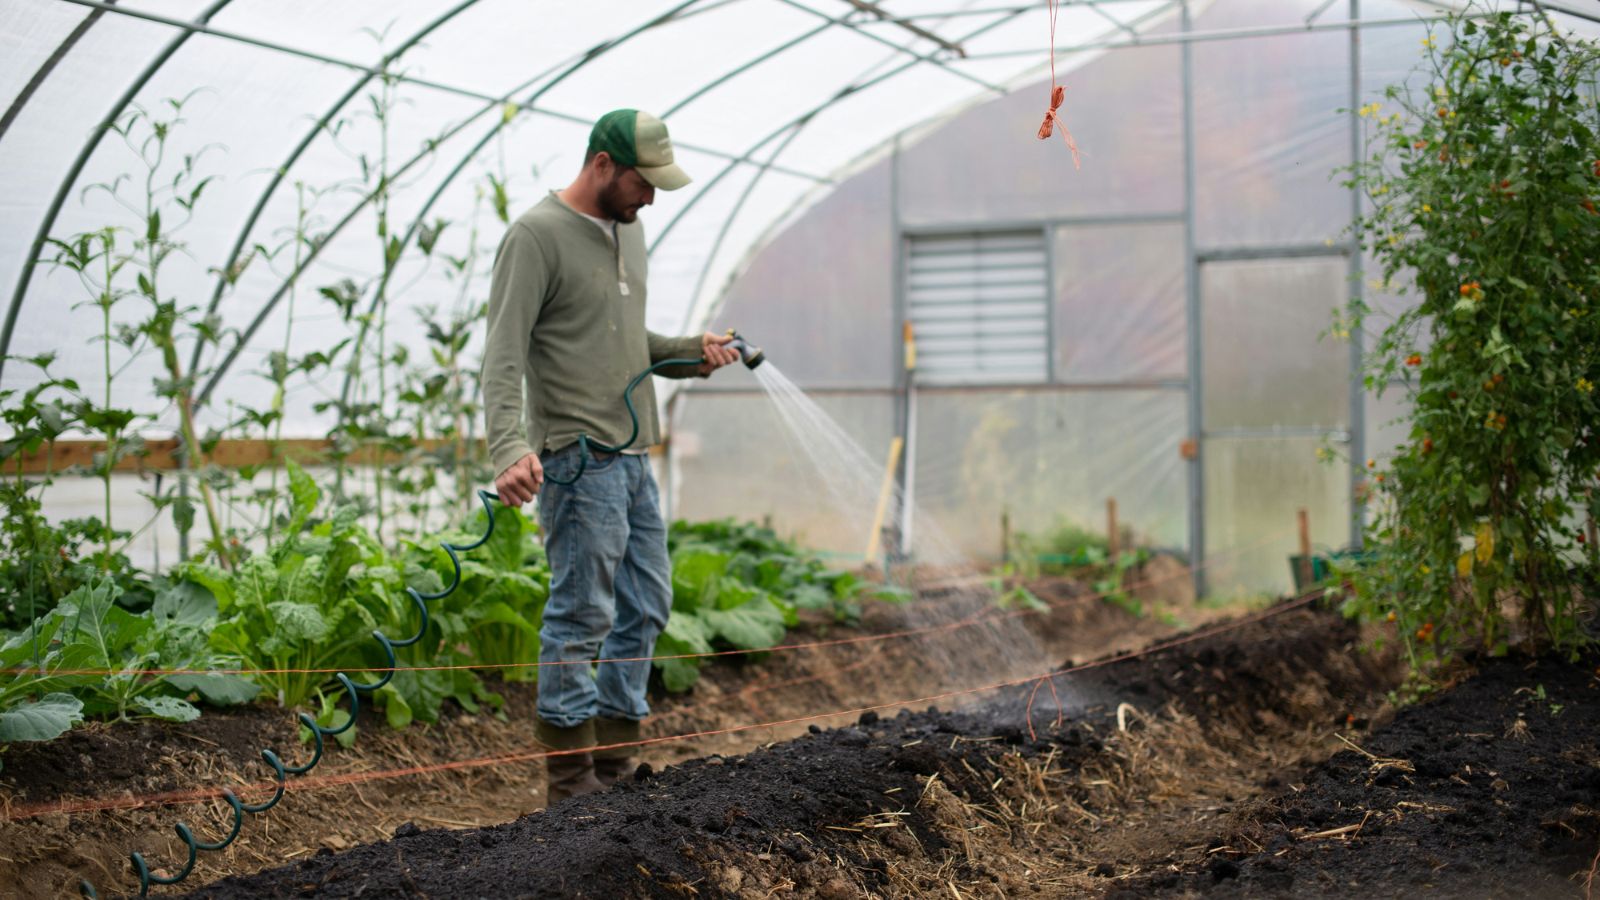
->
<box><xmin>535</xmin><ymin>445</ymin><xmax>672</xmax><ymax>729</ymax></box>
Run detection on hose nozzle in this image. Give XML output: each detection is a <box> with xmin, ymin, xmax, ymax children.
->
<box><xmin>724</xmin><ymin>329</ymin><xmax>765</xmax><ymax>370</ymax></box>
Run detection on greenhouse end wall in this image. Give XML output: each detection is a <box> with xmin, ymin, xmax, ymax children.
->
<box><xmin>676</xmin><ymin>0</ymin><xmax>1456</xmax><ymax>596</ymax></box>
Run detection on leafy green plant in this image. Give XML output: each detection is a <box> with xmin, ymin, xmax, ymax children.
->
<box><xmin>656</xmin><ymin>520</ymin><xmax>907</xmax><ymax>691</ymax></box>
<box><xmin>0</xmin><ymin>577</ymin><xmax>257</xmax><ymax>743</ymax></box>
<box><xmin>0</xmin><ymin>354</ymin><xmax>145</xmax><ymax>627</ymax></box>
<box><xmin>1338</xmin><ymin>8</ymin><xmax>1600</xmax><ymax>669</ymax></box>
<box><xmin>88</xmin><ymin>97</ymin><xmax>233</xmax><ymax>562</ymax></box>
<box><xmin>410</xmin><ymin>502</ymin><xmax>547</xmax><ymax>690</ymax></box>
<box><xmin>193</xmin><ymin>461</ymin><xmax>398</xmax><ymax>709</ymax></box>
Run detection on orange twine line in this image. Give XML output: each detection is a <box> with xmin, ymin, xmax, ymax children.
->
<box><xmin>0</xmin><ymin>526</ymin><xmax>1288</xmax><ymax>680</ymax></box>
<box><xmin>3</xmin><ymin>590</ymin><xmax>1323</xmax><ymax>823</ymax></box>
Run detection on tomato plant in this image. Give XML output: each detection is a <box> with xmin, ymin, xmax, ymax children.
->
<box><xmin>1341</xmin><ymin>9</ymin><xmax>1600</xmax><ymax>668</ymax></box>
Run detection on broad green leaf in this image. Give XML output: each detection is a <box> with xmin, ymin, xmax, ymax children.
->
<box><xmin>670</xmin><ymin>549</ymin><xmax>730</xmax><ymax>610</ymax></box>
<box><xmin>266</xmin><ymin>601</ymin><xmax>331</xmax><ymax>643</ymax></box>
<box><xmin>380</xmin><ymin>685</ymin><xmax>413</xmax><ymax>729</ymax></box>
<box><xmin>286</xmin><ymin>459</ymin><xmax>320</xmax><ymax>534</ymax></box>
<box><xmin>152</xmin><ymin>580</ymin><xmax>217</xmax><ymax>628</ymax></box>
<box><xmin>661</xmin><ymin>612</ymin><xmax>714</xmax><ymax>654</ymax></box>
<box><xmin>0</xmin><ymin>613</ymin><xmax>64</xmax><ymax>667</ymax></box>
<box><xmin>234</xmin><ymin>554</ymin><xmax>278</xmax><ymax>612</ymax></box>
<box><xmin>702</xmin><ymin>596</ymin><xmax>787</xmax><ymax>650</ymax></box>
<box><xmin>788</xmin><ymin>583</ymin><xmax>834</xmax><ymax>611</ymax></box>
<box><xmin>471</xmin><ymin>601</ymin><xmax>540</xmax><ymax>635</ymax></box>
<box><xmin>280</xmin><ymin>555</ymin><xmax>327</xmax><ymax>607</ymax></box>
<box><xmin>652</xmin><ymin>625</ymin><xmax>705</xmax><ymax>693</ymax></box>
<box><xmin>304</xmin><ymin>706</ymin><xmax>356</xmax><ymax>749</ymax></box>
<box><xmin>0</xmin><ymin>693</ymin><xmax>84</xmax><ymax>742</ymax></box>
<box><xmin>480</xmin><ymin>504</ymin><xmax>529</xmax><ymax>573</ymax></box>
<box><xmin>168</xmin><ymin>673</ymin><xmax>261</xmax><ymax>706</ymax></box>
<box><xmin>177</xmin><ymin>564</ymin><xmax>234</xmax><ymax>611</ymax></box>
<box><xmin>135</xmin><ymin>695</ymin><xmax>201</xmax><ymax>723</ymax></box>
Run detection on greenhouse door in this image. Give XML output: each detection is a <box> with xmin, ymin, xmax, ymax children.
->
<box><xmin>1198</xmin><ymin>252</ymin><xmax>1354</xmax><ymax>597</ymax></box>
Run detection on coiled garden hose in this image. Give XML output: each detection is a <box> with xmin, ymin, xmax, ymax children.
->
<box><xmin>543</xmin><ymin>335</ymin><xmax>762</xmax><ymax>485</ymax></box>
<box><xmin>80</xmin><ymin>489</ymin><xmax>503</xmax><ymax>899</ymax></box>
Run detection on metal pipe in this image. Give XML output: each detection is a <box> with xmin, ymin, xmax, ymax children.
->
<box><xmin>1347</xmin><ymin>0</ymin><xmax>1366</xmax><ymax>549</ymax></box>
<box><xmin>962</xmin><ymin>11</ymin><xmax>1509</xmax><ymax>59</ymax></box>
<box><xmin>1180</xmin><ymin>0</ymin><xmax>1204</xmax><ymax>599</ymax></box>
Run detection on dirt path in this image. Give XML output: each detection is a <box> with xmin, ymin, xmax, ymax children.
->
<box><xmin>0</xmin><ymin>570</ymin><xmax>1189</xmax><ymax>898</ymax></box>
<box><xmin>178</xmin><ymin>602</ymin><xmax>1407</xmax><ymax>899</ymax></box>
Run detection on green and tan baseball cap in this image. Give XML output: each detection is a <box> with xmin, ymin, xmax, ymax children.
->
<box><xmin>588</xmin><ymin>109</ymin><xmax>691</xmax><ymax>191</ymax></box>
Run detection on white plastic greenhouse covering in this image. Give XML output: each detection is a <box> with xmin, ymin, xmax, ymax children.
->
<box><xmin>3</xmin><ymin>0</ymin><xmax>1598</xmax><ymax>592</ymax></box>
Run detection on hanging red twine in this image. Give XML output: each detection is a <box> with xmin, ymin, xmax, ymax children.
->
<box><xmin>1036</xmin><ymin>0</ymin><xmax>1081</xmax><ymax>169</ymax></box>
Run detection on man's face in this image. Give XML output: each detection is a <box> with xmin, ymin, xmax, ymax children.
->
<box><xmin>597</xmin><ymin>163</ymin><xmax>656</xmax><ymax>223</ymax></box>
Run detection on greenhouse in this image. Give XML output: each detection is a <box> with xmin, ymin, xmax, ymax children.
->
<box><xmin>3</xmin><ymin>0</ymin><xmax>1599</xmax><ymax>896</ymax></box>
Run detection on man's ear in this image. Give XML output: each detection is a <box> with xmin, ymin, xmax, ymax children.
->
<box><xmin>590</xmin><ymin>150</ymin><xmax>614</xmax><ymax>177</ymax></box>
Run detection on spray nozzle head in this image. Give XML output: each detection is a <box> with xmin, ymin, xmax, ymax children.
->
<box><xmin>724</xmin><ymin>330</ymin><xmax>765</xmax><ymax>370</ymax></box>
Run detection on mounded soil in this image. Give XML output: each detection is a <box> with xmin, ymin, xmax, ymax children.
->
<box><xmin>0</xmin><ymin>563</ymin><xmax>1189</xmax><ymax>896</ymax></box>
<box><xmin>7</xmin><ymin>567</ymin><xmax>1595</xmax><ymax>898</ymax></box>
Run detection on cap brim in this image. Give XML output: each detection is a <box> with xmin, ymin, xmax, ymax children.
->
<box><xmin>637</xmin><ymin>162</ymin><xmax>691</xmax><ymax>191</ymax></box>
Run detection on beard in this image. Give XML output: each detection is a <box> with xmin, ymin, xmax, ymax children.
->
<box><xmin>597</xmin><ymin>174</ymin><xmax>639</xmax><ymax>223</ymax></box>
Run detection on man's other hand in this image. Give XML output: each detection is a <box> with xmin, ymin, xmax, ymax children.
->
<box><xmin>496</xmin><ymin>453</ymin><xmax>544</xmax><ymax>507</ymax></box>
<box><xmin>699</xmin><ymin>332</ymin><xmax>740</xmax><ymax>376</ymax></box>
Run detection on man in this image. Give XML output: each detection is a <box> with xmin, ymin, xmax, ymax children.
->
<box><xmin>482</xmin><ymin>109</ymin><xmax>740</xmax><ymax>804</ymax></box>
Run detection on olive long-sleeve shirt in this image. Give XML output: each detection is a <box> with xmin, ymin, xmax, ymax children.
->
<box><xmin>481</xmin><ymin>192</ymin><xmax>703</xmax><ymax>477</ymax></box>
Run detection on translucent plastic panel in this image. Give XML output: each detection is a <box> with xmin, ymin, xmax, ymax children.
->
<box><xmin>1192</xmin><ymin>3</ymin><xmax>1352</xmax><ymax>247</ymax></box>
<box><xmin>679</xmin><ymin>170</ymin><xmax>819</xmax><ymax>335</ymax></box>
<box><xmin>763</xmin><ymin>64</ymin><xmax>981</xmax><ymax>185</ymax></box>
<box><xmin>911</xmin><ymin>388</ymin><xmax>1188</xmax><ymax>562</ymax></box>
<box><xmin>550</xmin><ymin>22</ymin><xmax>886</xmax><ymax>161</ymax></box>
<box><xmin>1365</xmin><ymin>379</ymin><xmax>1414</xmax><ymax>463</ymax></box>
<box><xmin>668</xmin><ymin>391</ymin><xmax>897</xmax><ymax>556</ymax></box>
<box><xmin>702</xmin><ymin>157</ymin><xmax>896</xmax><ymax>390</ymax></box>
<box><xmin>208</xmin><ymin>0</ymin><xmax>520</xmax><ymax>86</ymax></box>
<box><xmin>897</xmin><ymin>44</ymin><xmax>1183</xmax><ymax>224</ymax></box>
<box><xmin>0</xmin><ymin>1</ymin><xmax>90</xmax><ymax>109</ymax></box>
<box><xmin>1201</xmin><ymin>257</ymin><xmax>1351</xmax><ymax>430</ymax></box>
<box><xmin>1203</xmin><ymin>436</ymin><xmax>1351</xmax><ymax>597</ymax></box>
<box><xmin>1053</xmin><ymin>221</ymin><xmax>1186</xmax><ymax>381</ymax></box>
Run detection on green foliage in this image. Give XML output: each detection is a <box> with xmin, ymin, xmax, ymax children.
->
<box><xmin>1010</xmin><ymin>520</ymin><xmax>1153</xmax><ymax>616</ymax></box>
<box><xmin>1339</xmin><ymin>9</ymin><xmax>1600</xmax><ymax>668</ymax></box>
<box><xmin>658</xmin><ymin>519</ymin><xmax>900</xmax><ymax>691</ymax></box>
<box><xmin>411</xmin><ymin>502</ymin><xmax>547</xmax><ymax>686</ymax></box>
<box><xmin>0</xmin><ymin>578</ymin><xmax>256</xmax><ymax>741</ymax></box>
<box><xmin>198</xmin><ymin>461</ymin><xmax>405</xmax><ymax>710</ymax></box>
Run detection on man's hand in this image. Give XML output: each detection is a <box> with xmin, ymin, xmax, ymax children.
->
<box><xmin>699</xmin><ymin>331</ymin><xmax>740</xmax><ymax>376</ymax></box>
<box><xmin>495</xmin><ymin>453</ymin><xmax>544</xmax><ymax>508</ymax></box>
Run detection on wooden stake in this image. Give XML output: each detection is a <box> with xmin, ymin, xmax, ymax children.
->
<box><xmin>1298</xmin><ymin>508</ymin><xmax>1313</xmax><ymax>589</ymax></box>
<box><xmin>1001</xmin><ymin>509</ymin><xmax>1011</xmax><ymax>564</ymax></box>
<box><xmin>1106</xmin><ymin>498</ymin><xmax>1120</xmax><ymax>562</ymax></box>
<box><xmin>865</xmin><ymin>436</ymin><xmax>906</xmax><ymax>564</ymax></box>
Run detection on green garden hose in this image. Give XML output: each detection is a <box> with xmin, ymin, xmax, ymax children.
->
<box><xmin>80</xmin><ymin>489</ymin><xmax>502</xmax><ymax>899</ymax></box>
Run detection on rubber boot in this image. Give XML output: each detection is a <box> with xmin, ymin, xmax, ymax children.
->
<box><xmin>536</xmin><ymin>718</ymin><xmax>605</xmax><ymax>806</ymax></box>
<box><xmin>593</xmin><ymin>716</ymin><xmax>641</xmax><ymax>787</ymax></box>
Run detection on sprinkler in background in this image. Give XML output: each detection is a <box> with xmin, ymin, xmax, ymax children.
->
<box><xmin>724</xmin><ymin>329</ymin><xmax>765</xmax><ymax>369</ymax></box>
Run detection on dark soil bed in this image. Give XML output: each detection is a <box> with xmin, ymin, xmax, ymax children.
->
<box><xmin>0</xmin><ymin>571</ymin><xmax>1185</xmax><ymax>897</ymax></box>
<box><xmin>183</xmin><ymin>602</ymin><xmax>1410</xmax><ymax>899</ymax></box>
<box><xmin>1109</xmin><ymin>650</ymin><xmax>1600</xmax><ymax>899</ymax></box>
